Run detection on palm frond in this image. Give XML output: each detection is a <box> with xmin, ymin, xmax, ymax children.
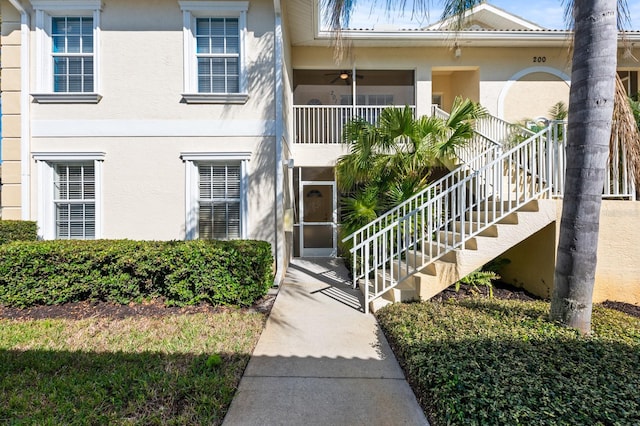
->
<box><xmin>439</xmin><ymin>0</ymin><xmax>484</xmax><ymax>30</ymax></box>
<box><xmin>340</xmin><ymin>185</ymin><xmax>382</xmax><ymax>235</ymax></box>
<box><xmin>377</xmin><ymin>106</ymin><xmax>418</xmax><ymax>150</ymax></box>
<box><xmin>611</xmin><ymin>73</ymin><xmax>640</xmax><ymax>189</ymax></box>
<box><xmin>447</xmin><ymin>96</ymin><xmax>488</xmax><ymax>127</ymax></box>
<box><xmin>549</xmin><ymin>101</ymin><xmax>568</xmax><ymax>120</ymax></box>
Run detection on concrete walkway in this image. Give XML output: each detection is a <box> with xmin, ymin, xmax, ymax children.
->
<box><xmin>223</xmin><ymin>258</ymin><xmax>429</xmax><ymax>426</ymax></box>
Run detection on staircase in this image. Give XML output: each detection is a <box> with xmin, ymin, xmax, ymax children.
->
<box><xmin>343</xmin><ymin>112</ymin><xmax>560</xmax><ymax>313</ymax></box>
<box><xmin>369</xmin><ymin>199</ymin><xmax>557</xmax><ymax>311</ymax></box>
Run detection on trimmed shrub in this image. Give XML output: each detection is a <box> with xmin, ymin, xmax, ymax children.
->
<box><xmin>0</xmin><ymin>220</ymin><xmax>38</xmax><ymax>245</ymax></box>
<box><xmin>377</xmin><ymin>299</ymin><xmax>640</xmax><ymax>425</ymax></box>
<box><xmin>0</xmin><ymin>239</ymin><xmax>273</xmax><ymax>308</ymax></box>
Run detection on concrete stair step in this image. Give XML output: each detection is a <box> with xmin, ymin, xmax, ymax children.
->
<box><xmin>467</xmin><ymin>210</ymin><xmax>519</xmax><ymax>224</ymax></box>
<box><xmin>436</xmin><ymin>231</ymin><xmax>478</xmax><ymax>250</ymax></box>
<box><xmin>369</xmin><ymin>297</ymin><xmax>393</xmax><ymax>313</ymax></box>
<box><xmin>479</xmin><ymin>199</ymin><xmax>540</xmax><ymax>212</ymax></box>
<box><xmin>381</xmin><ymin>280</ymin><xmax>418</xmax><ymax>303</ymax></box>
<box><xmin>421</xmin><ymin>258</ymin><xmax>458</xmax><ymax>278</ymax></box>
<box><xmin>414</xmin><ymin>264</ymin><xmax>460</xmax><ymax>301</ymax></box>
<box><xmin>453</xmin><ymin>221</ymin><xmax>499</xmax><ymax>237</ymax></box>
<box><xmin>406</xmin><ymin>247</ymin><xmax>456</xmax><ymax>269</ymax></box>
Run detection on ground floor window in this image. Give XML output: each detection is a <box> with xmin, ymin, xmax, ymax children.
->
<box><xmin>54</xmin><ymin>163</ymin><xmax>96</xmax><ymax>239</ymax></box>
<box><xmin>181</xmin><ymin>152</ymin><xmax>250</xmax><ymax>240</ymax></box>
<box><xmin>198</xmin><ymin>163</ymin><xmax>241</xmax><ymax>239</ymax></box>
<box><xmin>33</xmin><ymin>152</ymin><xmax>104</xmax><ymax>240</ymax></box>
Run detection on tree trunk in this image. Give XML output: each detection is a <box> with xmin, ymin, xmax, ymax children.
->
<box><xmin>550</xmin><ymin>0</ymin><xmax>618</xmax><ymax>334</ymax></box>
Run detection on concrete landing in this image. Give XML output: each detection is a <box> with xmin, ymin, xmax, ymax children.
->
<box><xmin>222</xmin><ymin>257</ymin><xmax>429</xmax><ymax>426</ymax></box>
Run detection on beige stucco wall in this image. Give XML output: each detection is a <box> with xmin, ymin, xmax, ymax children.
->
<box><xmin>592</xmin><ymin>201</ymin><xmax>640</xmax><ymax>305</ymax></box>
<box><xmin>500</xmin><ymin>200</ymin><xmax>640</xmax><ymax>306</ymax></box>
<box><xmin>25</xmin><ymin>0</ymin><xmax>278</xmax><ymax>248</ymax></box>
<box><xmin>500</xmin><ymin>222</ymin><xmax>557</xmax><ymax>299</ymax></box>
<box><xmin>1</xmin><ymin>0</ymin><xmax>23</xmax><ymax>219</ymax></box>
<box><xmin>503</xmin><ymin>72</ymin><xmax>570</xmax><ymax>123</ymax></box>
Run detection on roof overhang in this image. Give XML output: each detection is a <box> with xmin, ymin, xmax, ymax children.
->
<box><xmin>304</xmin><ymin>29</ymin><xmax>640</xmax><ymax>48</ymax></box>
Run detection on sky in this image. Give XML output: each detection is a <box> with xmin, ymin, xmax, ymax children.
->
<box><xmin>342</xmin><ymin>0</ymin><xmax>640</xmax><ymax>30</ymax></box>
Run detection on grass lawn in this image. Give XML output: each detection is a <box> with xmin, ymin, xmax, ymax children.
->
<box><xmin>0</xmin><ymin>307</ymin><xmax>266</xmax><ymax>425</ymax></box>
<box><xmin>377</xmin><ymin>298</ymin><xmax>640</xmax><ymax>425</ymax></box>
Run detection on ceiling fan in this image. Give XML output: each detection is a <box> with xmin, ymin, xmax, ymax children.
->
<box><xmin>325</xmin><ymin>70</ymin><xmax>364</xmax><ymax>85</ymax></box>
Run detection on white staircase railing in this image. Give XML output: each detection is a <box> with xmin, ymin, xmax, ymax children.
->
<box><xmin>346</xmin><ymin>127</ymin><xmax>553</xmax><ymax>313</ymax></box>
<box><xmin>432</xmin><ymin>106</ymin><xmax>534</xmax><ymax>145</ymax></box>
<box><xmin>549</xmin><ymin>120</ymin><xmax>636</xmax><ymax>200</ymax></box>
<box><xmin>475</xmin><ymin>114</ymin><xmax>534</xmax><ymax>145</ymax></box>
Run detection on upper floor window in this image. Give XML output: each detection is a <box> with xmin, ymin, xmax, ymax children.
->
<box><xmin>179</xmin><ymin>1</ymin><xmax>249</xmax><ymax>104</ymax></box>
<box><xmin>196</xmin><ymin>17</ymin><xmax>239</xmax><ymax>93</ymax></box>
<box><xmin>52</xmin><ymin>17</ymin><xmax>94</xmax><ymax>93</ymax></box>
<box><xmin>31</xmin><ymin>0</ymin><xmax>102</xmax><ymax>103</ymax></box>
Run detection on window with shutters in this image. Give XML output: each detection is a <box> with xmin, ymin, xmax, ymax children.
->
<box><xmin>54</xmin><ymin>163</ymin><xmax>96</xmax><ymax>239</ymax></box>
<box><xmin>198</xmin><ymin>163</ymin><xmax>241</xmax><ymax>239</ymax></box>
<box><xmin>181</xmin><ymin>152</ymin><xmax>250</xmax><ymax>240</ymax></box>
<box><xmin>179</xmin><ymin>1</ymin><xmax>249</xmax><ymax>104</ymax></box>
<box><xmin>33</xmin><ymin>152</ymin><xmax>104</xmax><ymax>240</ymax></box>
<box><xmin>31</xmin><ymin>0</ymin><xmax>102</xmax><ymax>103</ymax></box>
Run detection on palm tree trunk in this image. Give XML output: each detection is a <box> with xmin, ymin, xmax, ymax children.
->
<box><xmin>550</xmin><ymin>0</ymin><xmax>618</xmax><ymax>334</ymax></box>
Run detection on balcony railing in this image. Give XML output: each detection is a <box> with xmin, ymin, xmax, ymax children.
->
<box><xmin>294</xmin><ymin>105</ymin><xmax>416</xmax><ymax>144</ymax></box>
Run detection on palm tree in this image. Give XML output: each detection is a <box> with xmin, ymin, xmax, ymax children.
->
<box><xmin>337</xmin><ymin>98</ymin><xmax>486</xmax><ymax>238</ymax></box>
<box><xmin>548</xmin><ymin>0</ymin><xmax>619</xmax><ymax>333</ymax></box>
<box><xmin>326</xmin><ymin>0</ymin><xmax>632</xmax><ymax>334</ymax></box>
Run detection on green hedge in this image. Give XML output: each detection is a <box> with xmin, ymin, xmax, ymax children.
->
<box><xmin>0</xmin><ymin>239</ymin><xmax>273</xmax><ymax>308</ymax></box>
<box><xmin>0</xmin><ymin>220</ymin><xmax>38</xmax><ymax>245</ymax></box>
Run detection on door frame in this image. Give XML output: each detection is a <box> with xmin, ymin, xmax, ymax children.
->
<box><xmin>299</xmin><ymin>180</ymin><xmax>337</xmax><ymax>257</ymax></box>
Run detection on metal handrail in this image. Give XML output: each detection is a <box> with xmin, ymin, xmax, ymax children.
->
<box><xmin>351</xmin><ymin>127</ymin><xmax>553</xmax><ymax>313</ymax></box>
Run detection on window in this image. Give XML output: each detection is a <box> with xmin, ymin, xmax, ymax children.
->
<box><xmin>196</xmin><ymin>18</ymin><xmax>239</xmax><ymax>93</ymax></box>
<box><xmin>182</xmin><ymin>152</ymin><xmax>250</xmax><ymax>240</ymax></box>
<box><xmin>198</xmin><ymin>163</ymin><xmax>241</xmax><ymax>239</ymax></box>
<box><xmin>52</xmin><ymin>17</ymin><xmax>94</xmax><ymax>93</ymax></box>
<box><xmin>31</xmin><ymin>0</ymin><xmax>102</xmax><ymax>103</ymax></box>
<box><xmin>53</xmin><ymin>163</ymin><xmax>95</xmax><ymax>239</ymax></box>
<box><xmin>179</xmin><ymin>1</ymin><xmax>249</xmax><ymax>104</ymax></box>
<box><xmin>33</xmin><ymin>152</ymin><xmax>104</xmax><ymax>240</ymax></box>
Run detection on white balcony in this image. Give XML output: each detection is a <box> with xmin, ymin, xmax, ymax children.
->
<box><xmin>294</xmin><ymin>105</ymin><xmax>416</xmax><ymax>144</ymax></box>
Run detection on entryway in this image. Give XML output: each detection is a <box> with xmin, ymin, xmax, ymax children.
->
<box><xmin>293</xmin><ymin>167</ymin><xmax>337</xmax><ymax>257</ymax></box>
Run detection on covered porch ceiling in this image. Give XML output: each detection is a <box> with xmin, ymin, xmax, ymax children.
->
<box><xmin>293</xmin><ymin>69</ymin><xmax>415</xmax><ymax>89</ymax></box>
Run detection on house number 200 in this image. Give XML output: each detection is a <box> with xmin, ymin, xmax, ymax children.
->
<box><xmin>533</xmin><ymin>56</ymin><xmax>547</xmax><ymax>63</ymax></box>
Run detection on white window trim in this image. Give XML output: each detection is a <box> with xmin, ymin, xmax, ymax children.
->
<box><xmin>31</xmin><ymin>0</ymin><xmax>103</xmax><ymax>103</ymax></box>
<box><xmin>181</xmin><ymin>152</ymin><xmax>250</xmax><ymax>240</ymax></box>
<box><xmin>179</xmin><ymin>1</ymin><xmax>249</xmax><ymax>104</ymax></box>
<box><xmin>33</xmin><ymin>151</ymin><xmax>105</xmax><ymax>240</ymax></box>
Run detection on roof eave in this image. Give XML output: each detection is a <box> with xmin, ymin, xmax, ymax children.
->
<box><xmin>310</xmin><ymin>30</ymin><xmax>640</xmax><ymax>47</ymax></box>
